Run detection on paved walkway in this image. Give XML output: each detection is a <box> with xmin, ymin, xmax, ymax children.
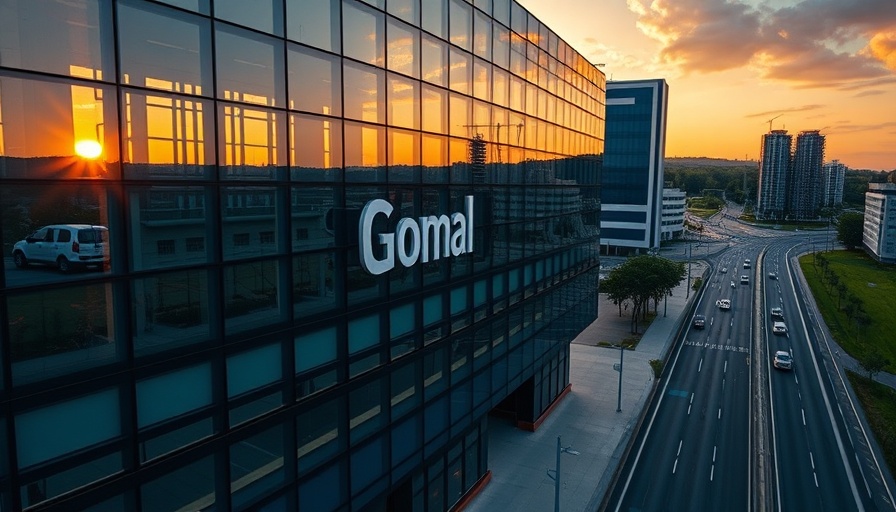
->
<box><xmin>464</xmin><ymin>262</ymin><xmax>708</xmax><ymax>512</ymax></box>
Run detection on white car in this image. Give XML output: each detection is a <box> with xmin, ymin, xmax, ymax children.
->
<box><xmin>716</xmin><ymin>299</ymin><xmax>731</xmax><ymax>310</ymax></box>
<box><xmin>720</xmin><ymin>267</ymin><xmax>728</xmax><ymax>274</ymax></box>
<box><xmin>770</xmin><ymin>307</ymin><xmax>784</xmax><ymax>318</ymax></box>
<box><xmin>768</xmin><ymin>271</ymin><xmax>778</xmax><ymax>279</ymax></box>
<box><xmin>12</xmin><ymin>224</ymin><xmax>109</xmax><ymax>273</ymax></box>
<box><xmin>740</xmin><ymin>275</ymin><xmax>749</xmax><ymax>284</ymax></box>
<box><xmin>773</xmin><ymin>350</ymin><xmax>793</xmax><ymax>370</ymax></box>
<box><xmin>772</xmin><ymin>321</ymin><xmax>787</xmax><ymax>334</ymax></box>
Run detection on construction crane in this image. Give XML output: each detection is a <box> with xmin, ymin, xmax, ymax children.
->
<box><xmin>461</xmin><ymin>123</ymin><xmax>525</xmax><ymax>163</ymax></box>
<box><xmin>766</xmin><ymin>114</ymin><xmax>782</xmax><ymax>132</ymax></box>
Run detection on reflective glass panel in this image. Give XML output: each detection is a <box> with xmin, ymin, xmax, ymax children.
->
<box><xmin>2</xmin><ymin>183</ymin><xmax>113</xmax><ymax>287</ymax></box>
<box><xmin>222</xmin><ymin>186</ymin><xmax>280</xmax><ymax>260</ymax></box>
<box><xmin>128</xmin><ymin>186</ymin><xmax>211</xmax><ymax>270</ymax></box>
<box><xmin>0</xmin><ymin>0</ymin><xmax>115</xmax><ymax>79</ymax></box>
<box><xmin>448</xmin><ymin>94</ymin><xmax>470</xmax><ymax>138</ymax></box>
<box><xmin>231</xmin><ymin>425</ymin><xmax>285</xmax><ymax>509</ymax></box>
<box><xmin>224</xmin><ymin>259</ymin><xmax>285</xmax><ymax>333</ymax></box>
<box><xmin>286</xmin><ymin>0</ymin><xmax>341</xmax><ymax>53</ymax></box>
<box><xmin>387</xmin><ymin>19</ymin><xmax>420</xmax><ymax>79</ymax></box>
<box><xmin>219</xmin><ymin>103</ymin><xmax>286</xmax><ymax>179</ymax></box>
<box><xmin>121</xmin><ymin>88</ymin><xmax>215</xmax><ymax>179</ymax></box>
<box><xmin>388</xmin><ymin>74</ymin><xmax>420</xmax><ymax>130</ymax></box>
<box><xmin>473</xmin><ymin>59</ymin><xmax>491</xmax><ymax>101</ymax></box>
<box><xmin>344</xmin><ymin>62</ymin><xmax>385</xmax><ymax>124</ymax></box>
<box><xmin>448</xmin><ymin>47</ymin><xmax>470</xmax><ymax>95</ymax></box>
<box><xmin>343</xmin><ymin>0</ymin><xmax>385</xmax><ymax>67</ymax></box>
<box><xmin>291</xmin><ymin>186</ymin><xmax>338</xmax><ymax>251</ymax></box>
<box><xmin>215</xmin><ymin>25</ymin><xmax>286</xmax><ymax>108</ymax></box>
<box><xmin>133</xmin><ymin>269</ymin><xmax>210</xmax><ymax>356</ymax></box>
<box><xmin>288</xmin><ymin>44</ymin><xmax>342</xmax><ymax>116</ymax></box>
<box><xmin>118</xmin><ymin>0</ymin><xmax>212</xmax><ymax>96</ymax></box>
<box><xmin>293</xmin><ymin>251</ymin><xmax>339</xmax><ymax>317</ymax></box>
<box><xmin>344</xmin><ymin>123</ymin><xmax>386</xmax><ymax>182</ymax></box>
<box><xmin>0</xmin><ymin>74</ymin><xmax>119</xmax><ymax>179</ymax></box>
<box><xmin>421</xmin><ymin>84</ymin><xmax>447</xmax><ymax>134</ymax></box>
<box><xmin>9</xmin><ymin>283</ymin><xmax>118</xmax><ymax>385</ymax></box>
<box><xmin>492</xmin><ymin>24</ymin><xmax>510</xmax><ymax>70</ymax></box>
<box><xmin>290</xmin><ymin>113</ymin><xmax>343</xmax><ymax>181</ymax></box>
<box><xmin>473</xmin><ymin>10</ymin><xmax>491</xmax><ymax>60</ymax></box>
<box><xmin>421</xmin><ymin>0</ymin><xmax>447</xmax><ymax>39</ymax></box>
<box><xmin>448</xmin><ymin>0</ymin><xmax>471</xmax><ymax>51</ymax></box>
<box><xmin>388</xmin><ymin>0</ymin><xmax>420</xmax><ymax>25</ymax></box>
<box><xmin>215</xmin><ymin>0</ymin><xmax>284</xmax><ymax>36</ymax></box>
<box><xmin>421</xmin><ymin>35</ymin><xmax>448</xmax><ymax>87</ymax></box>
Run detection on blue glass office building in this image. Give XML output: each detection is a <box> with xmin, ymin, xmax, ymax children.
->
<box><xmin>601</xmin><ymin>79</ymin><xmax>668</xmax><ymax>254</ymax></box>
<box><xmin>0</xmin><ymin>0</ymin><xmax>603</xmax><ymax>510</ymax></box>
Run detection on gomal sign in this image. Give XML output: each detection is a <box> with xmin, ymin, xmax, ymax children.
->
<box><xmin>359</xmin><ymin>195</ymin><xmax>474</xmax><ymax>275</ymax></box>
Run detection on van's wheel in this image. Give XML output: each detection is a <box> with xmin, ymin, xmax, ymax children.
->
<box><xmin>13</xmin><ymin>251</ymin><xmax>29</xmax><ymax>268</ymax></box>
<box><xmin>57</xmin><ymin>256</ymin><xmax>72</xmax><ymax>274</ymax></box>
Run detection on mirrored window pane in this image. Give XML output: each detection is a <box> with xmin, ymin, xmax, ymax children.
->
<box><xmin>421</xmin><ymin>0</ymin><xmax>447</xmax><ymax>39</ymax></box>
<box><xmin>344</xmin><ymin>122</ymin><xmax>386</xmax><ymax>182</ymax></box>
<box><xmin>343</xmin><ymin>62</ymin><xmax>385</xmax><ymax>124</ymax></box>
<box><xmin>0</xmin><ymin>74</ymin><xmax>119</xmax><ymax>179</ymax></box>
<box><xmin>493</xmin><ymin>24</ymin><xmax>510</xmax><ymax>70</ymax></box>
<box><xmin>421</xmin><ymin>35</ymin><xmax>447</xmax><ymax>87</ymax></box>
<box><xmin>9</xmin><ymin>283</ymin><xmax>118</xmax><ymax>385</ymax></box>
<box><xmin>118</xmin><ymin>0</ymin><xmax>212</xmax><ymax>96</ymax></box>
<box><xmin>142</xmin><ymin>456</ymin><xmax>215</xmax><ymax>511</ymax></box>
<box><xmin>0</xmin><ymin>0</ymin><xmax>115</xmax><ymax>79</ymax></box>
<box><xmin>286</xmin><ymin>0</ymin><xmax>341</xmax><ymax>53</ymax></box>
<box><xmin>388</xmin><ymin>129</ymin><xmax>421</xmax><ymax>182</ymax></box>
<box><xmin>448</xmin><ymin>0</ymin><xmax>471</xmax><ymax>51</ymax></box>
<box><xmin>473</xmin><ymin>10</ymin><xmax>492</xmax><ymax>60</ymax></box>
<box><xmin>288</xmin><ymin>45</ymin><xmax>342</xmax><ymax>116</ymax></box>
<box><xmin>215</xmin><ymin>25</ymin><xmax>286</xmax><ymax>108</ymax></box>
<box><xmin>421</xmin><ymin>84</ymin><xmax>447</xmax><ymax>134</ymax></box>
<box><xmin>155</xmin><ymin>0</ymin><xmax>209</xmax><ymax>13</ymax></box>
<box><xmin>128</xmin><ymin>186</ymin><xmax>211</xmax><ymax>270</ymax></box>
<box><xmin>222</xmin><ymin>186</ymin><xmax>280</xmax><ymax>260</ymax></box>
<box><xmin>448</xmin><ymin>93</ymin><xmax>470</xmax><ymax>138</ymax></box>
<box><xmin>448</xmin><ymin>47</ymin><xmax>470</xmax><ymax>95</ymax></box>
<box><xmin>343</xmin><ymin>0</ymin><xmax>385</xmax><ymax>67</ymax></box>
<box><xmin>473</xmin><ymin>59</ymin><xmax>491</xmax><ymax>101</ymax></box>
<box><xmin>230</xmin><ymin>425</ymin><xmax>285</xmax><ymax>509</ymax></box>
<box><xmin>388</xmin><ymin>74</ymin><xmax>420</xmax><ymax>130</ymax></box>
<box><xmin>388</xmin><ymin>0</ymin><xmax>420</xmax><ymax>25</ymax></box>
<box><xmin>224</xmin><ymin>259</ymin><xmax>285</xmax><ymax>333</ymax></box>
<box><xmin>3</xmin><ymin>183</ymin><xmax>113</xmax><ymax>286</ymax></box>
<box><xmin>219</xmin><ymin>103</ymin><xmax>286</xmax><ymax>179</ymax></box>
<box><xmin>133</xmin><ymin>269</ymin><xmax>210</xmax><ymax>356</ymax></box>
<box><xmin>387</xmin><ymin>19</ymin><xmax>420</xmax><ymax>79</ymax></box>
<box><xmin>121</xmin><ymin>88</ymin><xmax>215</xmax><ymax>179</ymax></box>
<box><xmin>215</xmin><ymin>0</ymin><xmax>284</xmax><ymax>36</ymax></box>
<box><xmin>291</xmin><ymin>186</ymin><xmax>338</xmax><ymax>252</ymax></box>
<box><xmin>290</xmin><ymin>113</ymin><xmax>343</xmax><ymax>181</ymax></box>
<box><xmin>293</xmin><ymin>251</ymin><xmax>339</xmax><ymax>317</ymax></box>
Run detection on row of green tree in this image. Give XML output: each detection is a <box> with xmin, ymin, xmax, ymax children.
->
<box><xmin>664</xmin><ymin>162</ymin><xmax>895</xmax><ymax>209</ymax></box>
<box><xmin>600</xmin><ymin>256</ymin><xmax>687</xmax><ymax>334</ymax></box>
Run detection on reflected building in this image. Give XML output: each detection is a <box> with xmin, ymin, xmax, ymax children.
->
<box><xmin>789</xmin><ymin>130</ymin><xmax>825</xmax><ymax>220</ymax></box>
<box><xmin>600</xmin><ymin>79</ymin><xmax>668</xmax><ymax>255</ymax></box>
<box><xmin>0</xmin><ymin>1</ymin><xmax>604</xmax><ymax>511</ymax></box>
<box><xmin>863</xmin><ymin>183</ymin><xmax>896</xmax><ymax>264</ymax></box>
<box><xmin>756</xmin><ymin>129</ymin><xmax>792</xmax><ymax>221</ymax></box>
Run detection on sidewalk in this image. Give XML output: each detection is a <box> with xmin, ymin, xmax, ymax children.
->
<box><xmin>464</xmin><ymin>262</ymin><xmax>707</xmax><ymax>512</ymax></box>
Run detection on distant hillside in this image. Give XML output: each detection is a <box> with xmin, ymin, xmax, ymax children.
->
<box><xmin>665</xmin><ymin>157</ymin><xmax>757</xmax><ymax>168</ymax></box>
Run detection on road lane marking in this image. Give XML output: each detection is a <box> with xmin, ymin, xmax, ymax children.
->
<box><xmin>718</xmin><ymin>407</ymin><xmax>722</xmax><ymax>419</ymax></box>
<box><xmin>802</xmin><ymin>409</ymin><xmax>807</xmax><ymax>426</ymax></box>
<box><xmin>724</xmin><ymin>361</ymin><xmax>728</xmax><ymax>373</ymax></box>
<box><xmin>810</xmin><ymin>451</ymin><xmax>815</xmax><ymax>470</ymax></box>
<box><xmin>698</xmin><ymin>358</ymin><xmax>703</xmax><ymax>372</ymax></box>
<box><xmin>677</xmin><ymin>440</ymin><xmax>683</xmax><ymax>456</ymax></box>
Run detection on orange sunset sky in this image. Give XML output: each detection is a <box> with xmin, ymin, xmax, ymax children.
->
<box><xmin>521</xmin><ymin>0</ymin><xmax>896</xmax><ymax>171</ymax></box>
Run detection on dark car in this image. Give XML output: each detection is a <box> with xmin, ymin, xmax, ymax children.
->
<box><xmin>692</xmin><ymin>314</ymin><xmax>706</xmax><ymax>329</ymax></box>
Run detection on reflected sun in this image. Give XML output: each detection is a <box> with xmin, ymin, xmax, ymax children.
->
<box><xmin>75</xmin><ymin>140</ymin><xmax>103</xmax><ymax>159</ymax></box>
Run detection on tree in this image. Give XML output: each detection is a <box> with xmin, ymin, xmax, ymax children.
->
<box><xmin>836</xmin><ymin>212</ymin><xmax>865</xmax><ymax>249</ymax></box>
<box><xmin>601</xmin><ymin>255</ymin><xmax>686</xmax><ymax>334</ymax></box>
<box><xmin>859</xmin><ymin>348</ymin><xmax>890</xmax><ymax>381</ymax></box>
<box><xmin>826</xmin><ymin>272</ymin><xmax>839</xmax><ymax>295</ymax></box>
<box><xmin>835</xmin><ymin>282</ymin><xmax>848</xmax><ymax>309</ymax></box>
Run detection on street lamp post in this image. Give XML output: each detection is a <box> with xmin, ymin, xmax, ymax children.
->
<box><xmin>686</xmin><ymin>241</ymin><xmax>692</xmax><ymax>299</ymax></box>
<box><xmin>615</xmin><ymin>344</ymin><xmax>624</xmax><ymax>412</ymax></box>
<box><xmin>547</xmin><ymin>436</ymin><xmax>580</xmax><ymax>512</ymax></box>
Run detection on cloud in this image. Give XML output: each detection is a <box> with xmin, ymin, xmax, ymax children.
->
<box><xmin>854</xmin><ymin>89</ymin><xmax>887</xmax><ymax>97</ymax></box>
<box><xmin>627</xmin><ymin>0</ymin><xmax>896</xmax><ymax>88</ymax></box>
<box><xmin>745</xmin><ymin>105</ymin><xmax>825</xmax><ymax>118</ymax></box>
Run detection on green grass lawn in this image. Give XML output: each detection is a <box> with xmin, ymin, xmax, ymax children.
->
<box><xmin>688</xmin><ymin>208</ymin><xmax>719</xmax><ymax>219</ymax></box>
<box><xmin>847</xmin><ymin>371</ymin><xmax>896</xmax><ymax>474</ymax></box>
<box><xmin>799</xmin><ymin>250</ymin><xmax>896</xmax><ymax>370</ymax></box>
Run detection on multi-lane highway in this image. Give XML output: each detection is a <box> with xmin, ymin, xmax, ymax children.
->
<box><xmin>605</xmin><ymin>215</ymin><xmax>893</xmax><ymax>511</ymax></box>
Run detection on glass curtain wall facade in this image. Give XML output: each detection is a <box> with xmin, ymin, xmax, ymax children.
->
<box><xmin>756</xmin><ymin>130</ymin><xmax>791</xmax><ymax>221</ymax></box>
<box><xmin>600</xmin><ymin>79</ymin><xmax>667</xmax><ymax>254</ymax></box>
<box><xmin>0</xmin><ymin>0</ymin><xmax>604</xmax><ymax>510</ymax></box>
